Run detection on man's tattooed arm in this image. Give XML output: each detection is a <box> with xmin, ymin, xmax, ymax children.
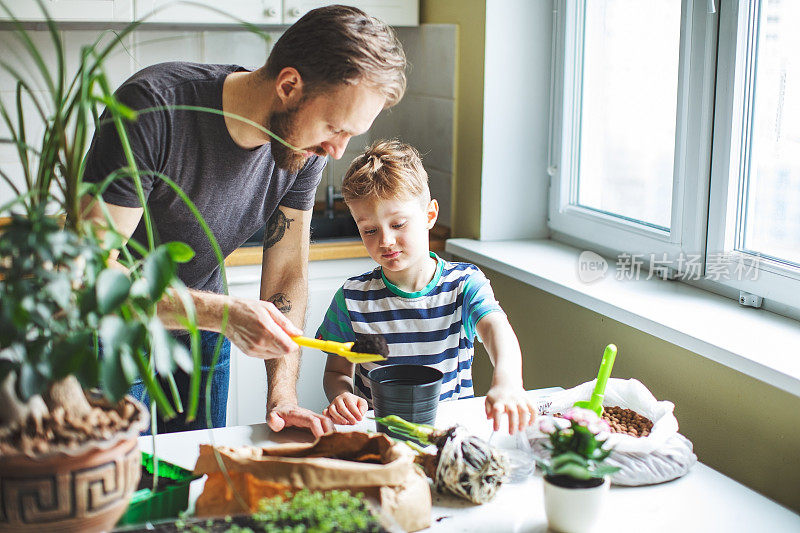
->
<box><xmin>263</xmin><ymin>209</ymin><xmax>295</xmax><ymax>249</ymax></box>
<box><xmin>267</xmin><ymin>292</ymin><xmax>292</xmax><ymax>314</ymax></box>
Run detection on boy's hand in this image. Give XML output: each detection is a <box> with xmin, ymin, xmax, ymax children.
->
<box><xmin>323</xmin><ymin>392</ymin><xmax>368</xmax><ymax>425</ymax></box>
<box><xmin>485</xmin><ymin>384</ymin><xmax>537</xmax><ymax>434</ymax></box>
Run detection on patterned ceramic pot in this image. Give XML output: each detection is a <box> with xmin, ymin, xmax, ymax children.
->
<box><xmin>0</xmin><ymin>396</ymin><xmax>148</xmax><ymax>532</ymax></box>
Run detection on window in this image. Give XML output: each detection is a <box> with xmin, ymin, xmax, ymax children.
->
<box><xmin>576</xmin><ymin>0</ymin><xmax>680</xmax><ymax>231</ymax></box>
<box><xmin>550</xmin><ymin>0</ymin><xmax>800</xmax><ymax>311</ymax></box>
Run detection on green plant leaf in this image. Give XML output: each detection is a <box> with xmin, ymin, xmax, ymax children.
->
<box><xmin>101</xmin><ymin>348</ymin><xmax>129</xmax><ymax>401</ymax></box>
<box><xmin>95</xmin><ymin>268</ymin><xmax>131</xmax><ymax>314</ymax></box>
<box><xmin>78</xmin><ymin>181</ymin><xmax>94</xmax><ymax>197</ymax></box>
<box><xmin>98</xmin><ymin>315</ymin><xmax>131</xmax><ymax>400</ymax></box>
<box><xmin>72</xmin><ymin>349</ymin><xmax>99</xmax><ymax>389</ymax></box>
<box><xmin>78</xmin><ymin>285</ymin><xmax>99</xmax><ymax>315</ymax></box>
<box><xmin>94</xmin><ymin>94</ymin><xmax>137</xmax><ymax>121</ymax></box>
<box><xmin>165</xmin><ymin>241</ymin><xmax>195</xmax><ymax>263</ymax></box>
<box><xmin>148</xmin><ymin>317</ymin><xmax>175</xmax><ymax>375</ymax></box>
<box><xmin>101</xmin><ymin>230</ymin><xmax>124</xmax><ymax>251</ymax></box>
<box><xmin>18</xmin><ymin>361</ymin><xmax>46</xmax><ymax>400</ymax></box>
<box><xmin>51</xmin><ymin>332</ymin><xmax>93</xmax><ymax>377</ymax></box>
<box><xmin>119</xmin><ymin>346</ymin><xmax>139</xmax><ymax>385</ymax></box>
<box><xmin>553</xmin><ymin>462</ymin><xmax>592</xmax><ymax>480</ymax></box>
<box><xmin>44</xmin><ymin>276</ymin><xmax>71</xmax><ymax>309</ymax></box>
<box><xmin>141</xmin><ymin>246</ymin><xmax>175</xmax><ymax>300</ymax></box>
<box><xmin>0</xmin><ymin>343</ymin><xmax>25</xmax><ymax>364</ymax></box>
<box><xmin>129</xmin><ymin>277</ymin><xmax>150</xmax><ymax>301</ymax></box>
<box><xmin>592</xmin><ymin>464</ymin><xmax>621</xmax><ymax>477</ymax></box>
<box><xmin>0</xmin><ymin>358</ymin><xmax>17</xmax><ymax>383</ymax></box>
<box><xmin>172</xmin><ymin>342</ymin><xmax>193</xmax><ymax>374</ymax></box>
<box><xmin>552</xmin><ymin>451</ymin><xmax>588</xmax><ymax>470</ymax></box>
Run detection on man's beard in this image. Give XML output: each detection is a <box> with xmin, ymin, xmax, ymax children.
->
<box><xmin>269</xmin><ymin>105</ymin><xmax>317</xmax><ymax>173</ymax></box>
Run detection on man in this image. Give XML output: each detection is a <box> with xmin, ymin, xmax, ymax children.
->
<box><xmin>81</xmin><ymin>5</ymin><xmax>407</xmax><ymax>436</ymax></box>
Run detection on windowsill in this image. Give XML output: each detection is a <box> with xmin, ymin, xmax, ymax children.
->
<box><xmin>446</xmin><ymin>238</ymin><xmax>800</xmax><ymax>398</ymax></box>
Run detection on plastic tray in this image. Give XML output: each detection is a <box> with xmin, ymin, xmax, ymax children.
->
<box><xmin>116</xmin><ymin>451</ymin><xmax>199</xmax><ymax>527</ymax></box>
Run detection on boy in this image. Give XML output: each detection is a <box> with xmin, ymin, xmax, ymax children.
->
<box><xmin>317</xmin><ymin>140</ymin><xmax>535</xmax><ymax>434</ymax></box>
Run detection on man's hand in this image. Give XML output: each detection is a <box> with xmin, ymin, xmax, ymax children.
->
<box><xmin>485</xmin><ymin>383</ymin><xmax>537</xmax><ymax>434</ymax></box>
<box><xmin>226</xmin><ymin>298</ymin><xmax>303</xmax><ymax>359</ymax></box>
<box><xmin>267</xmin><ymin>402</ymin><xmax>334</xmax><ymax>438</ymax></box>
<box><xmin>323</xmin><ymin>392</ymin><xmax>368</xmax><ymax>425</ymax></box>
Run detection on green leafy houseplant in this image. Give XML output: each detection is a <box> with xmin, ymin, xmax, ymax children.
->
<box><xmin>0</xmin><ymin>0</ymin><xmax>209</xmax><ymax>451</ymax></box>
<box><xmin>0</xmin><ymin>0</ymin><xmax>232</xmax><ymax>529</ymax></box>
<box><xmin>536</xmin><ymin>408</ymin><xmax>621</xmax><ymax>532</ymax></box>
<box><xmin>536</xmin><ymin>407</ymin><xmax>620</xmax><ymax>485</ymax></box>
<box><xmin>0</xmin><ymin>0</ymin><xmax>314</xmax><ymax>528</ymax></box>
<box><xmin>120</xmin><ymin>489</ymin><xmax>386</xmax><ymax>533</ymax></box>
<box><xmin>0</xmin><ymin>0</ymin><xmax>306</xmax><ymax>442</ymax></box>
<box><xmin>250</xmin><ymin>489</ymin><xmax>384</xmax><ymax>533</ymax></box>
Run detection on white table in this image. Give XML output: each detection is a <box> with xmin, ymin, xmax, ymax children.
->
<box><xmin>139</xmin><ymin>389</ymin><xmax>800</xmax><ymax>532</ymax></box>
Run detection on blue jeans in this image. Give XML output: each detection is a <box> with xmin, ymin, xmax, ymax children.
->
<box><xmin>129</xmin><ymin>330</ymin><xmax>230</xmax><ymax>434</ymax></box>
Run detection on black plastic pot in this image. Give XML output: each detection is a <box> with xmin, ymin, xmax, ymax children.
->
<box><xmin>367</xmin><ymin>365</ymin><xmax>444</xmax><ymax>440</ymax></box>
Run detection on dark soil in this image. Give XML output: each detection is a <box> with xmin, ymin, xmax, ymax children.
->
<box><xmin>545</xmin><ymin>474</ymin><xmax>606</xmax><ymax>489</ymax></box>
<box><xmin>352</xmin><ymin>334</ymin><xmax>389</xmax><ymax>356</ymax></box>
<box><xmin>114</xmin><ymin>514</ymin><xmax>388</xmax><ymax>532</ymax></box>
<box><xmin>0</xmin><ymin>399</ymin><xmax>139</xmax><ymax>456</ymax></box>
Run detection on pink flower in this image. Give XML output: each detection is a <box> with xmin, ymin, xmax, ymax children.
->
<box><xmin>539</xmin><ymin>416</ymin><xmax>572</xmax><ymax>434</ymax></box>
<box><xmin>553</xmin><ymin>417</ymin><xmax>571</xmax><ymax>430</ymax></box>
<box><xmin>563</xmin><ymin>407</ymin><xmax>601</xmax><ymax>428</ymax></box>
<box><xmin>587</xmin><ymin>420</ymin><xmax>602</xmax><ymax>434</ymax></box>
<box><xmin>562</xmin><ymin>408</ymin><xmax>612</xmax><ymax>436</ymax></box>
<box><xmin>538</xmin><ymin>418</ymin><xmax>556</xmax><ymax>434</ymax></box>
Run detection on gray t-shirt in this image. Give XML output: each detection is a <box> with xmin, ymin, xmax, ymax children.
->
<box><xmin>84</xmin><ymin>62</ymin><xmax>325</xmax><ymax>293</ymax></box>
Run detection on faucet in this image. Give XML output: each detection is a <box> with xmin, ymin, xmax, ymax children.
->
<box><xmin>325</xmin><ymin>185</ymin><xmax>343</xmax><ymax>219</ymax></box>
<box><xmin>323</xmin><ymin>159</ymin><xmax>344</xmax><ymax>219</ymax></box>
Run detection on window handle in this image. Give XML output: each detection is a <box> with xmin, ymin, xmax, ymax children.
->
<box><xmin>707</xmin><ymin>0</ymin><xmax>716</xmax><ymax>14</ymax></box>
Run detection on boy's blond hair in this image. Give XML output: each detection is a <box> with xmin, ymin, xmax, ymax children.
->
<box><xmin>341</xmin><ymin>139</ymin><xmax>430</xmax><ymax>204</ymax></box>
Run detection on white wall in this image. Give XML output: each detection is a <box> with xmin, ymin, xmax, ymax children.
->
<box><xmin>479</xmin><ymin>0</ymin><xmax>552</xmax><ymax>240</ymax></box>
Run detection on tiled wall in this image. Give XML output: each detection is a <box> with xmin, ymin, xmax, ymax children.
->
<box><xmin>307</xmin><ymin>24</ymin><xmax>457</xmax><ymax>227</ymax></box>
<box><xmin>0</xmin><ymin>24</ymin><xmax>456</xmax><ymax>226</ymax></box>
<box><xmin>371</xmin><ymin>24</ymin><xmax>456</xmax><ymax>227</ymax></box>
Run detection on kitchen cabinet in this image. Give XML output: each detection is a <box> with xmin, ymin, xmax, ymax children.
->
<box><xmin>137</xmin><ymin>0</ymin><xmax>417</xmax><ymax>26</ymax></box>
<box><xmin>1</xmin><ymin>0</ymin><xmax>418</xmax><ymax>26</ymax></box>
<box><xmin>0</xmin><ymin>0</ymin><xmax>133</xmax><ymax>22</ymax></box>
<box><xmin>225</xmin><ymin>256</ymin><xmax>375</xmax><ymax>427</ymax></box>
<box><xmin>134</xmin><ymin>0</ymin><xmax>282</xmax><ymax>25</ymax></box>
<box><xmin>282</xmin><ymin>1</ymin><xmax>417</xmax><ymax>26</ymax></box>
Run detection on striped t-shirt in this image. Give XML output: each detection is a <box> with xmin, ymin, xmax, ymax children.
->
<box><xmin>316</xmin><ymin>252</ymin><xmax>503</xmax><ymax>405</ymax></box>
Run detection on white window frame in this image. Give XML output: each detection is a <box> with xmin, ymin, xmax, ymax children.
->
<box><xmin>548</xmin><ymin>0</ymin><xmax>718</xmax><ymax>272</ymax></box>
<box><xmin>707</xmin><ymin>0</ymin><xmax>800</xmax><ymax>310</ymax></box>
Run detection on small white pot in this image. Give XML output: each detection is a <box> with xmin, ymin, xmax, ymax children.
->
<box><xmin>543</xmin><ymin>475</ymin><xmax>610</xmax><ymax>533</ymax></box>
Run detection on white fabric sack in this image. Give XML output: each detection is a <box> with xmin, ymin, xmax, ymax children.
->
<box><xmin>529</xmin><ymin>378</ymin><xmax>697</xmax><ymax>486</ymax></box>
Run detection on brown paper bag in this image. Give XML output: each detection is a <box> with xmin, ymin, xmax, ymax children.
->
<box><xmin>193</xmin><ymin>432</ymin><xmax>431</xmax><ymax>532</ymax></box>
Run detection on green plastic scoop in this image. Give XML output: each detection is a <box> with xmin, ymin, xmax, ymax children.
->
<box><xmin>573</xmin><ymin>344</ymin><xmax>618</xmax><ymax>416</ymax></box>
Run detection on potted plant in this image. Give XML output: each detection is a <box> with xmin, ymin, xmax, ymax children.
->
<box><xmin>536</xmin><ymin>407</ymin><xmax>620</xmax><ymax>533</ymax></box>
<box><xmin>118</xmin><ymin>489</ymin><xmax>389</xmax><ymax>532</ymax></box>
<box><xmin>117</xmin><ymin>451</ymin><xmax>200</xmax><ymax>527</ymax></box>
<box><xmin>0</xmin><ymin>1</ymin><xmax>223</xmax><ymax>530</ymax></box>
